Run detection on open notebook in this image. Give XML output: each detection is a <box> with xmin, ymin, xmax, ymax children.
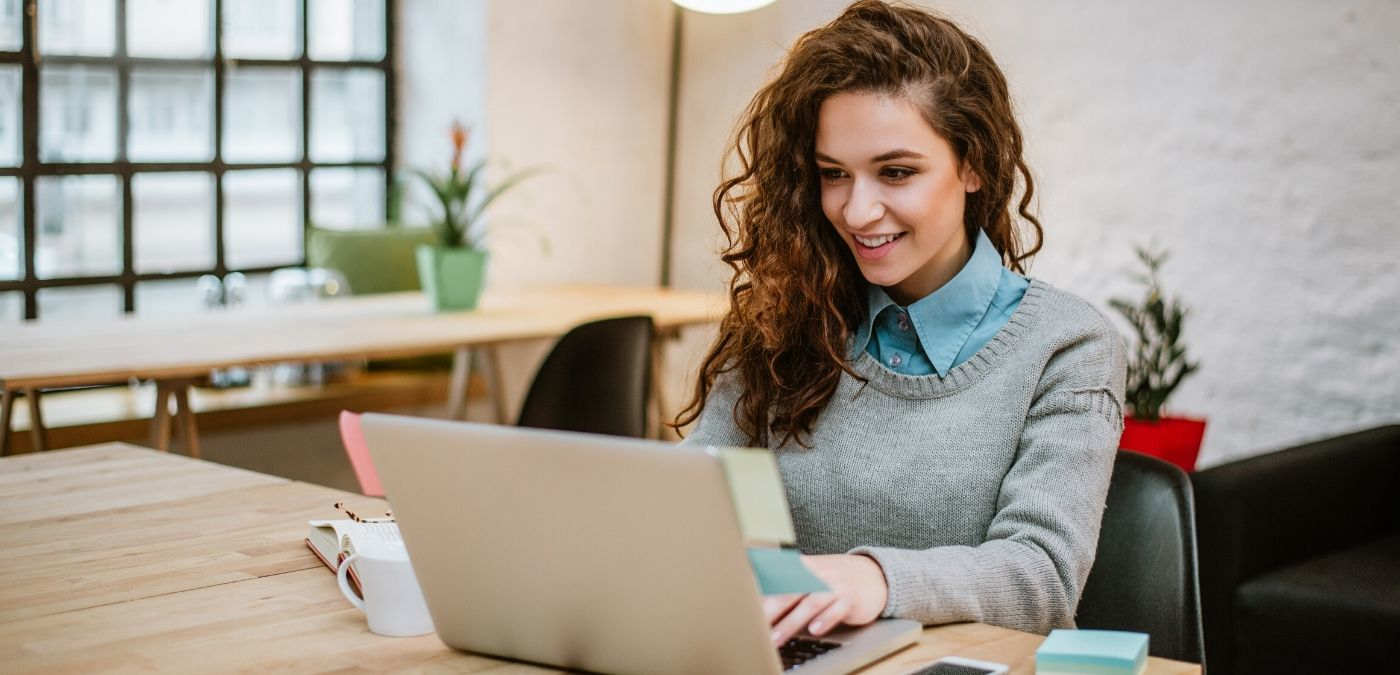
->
<box><xmin>305</xmin><ymin>517</ymin><xmax>402</xmax><ymax>596</ymax></box>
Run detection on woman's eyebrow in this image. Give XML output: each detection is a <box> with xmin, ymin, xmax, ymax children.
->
<box><xmin>814</xmin><ymin>149</ymin><xmax>926</xmax><ymax>164</ymax></box>
<box><xmin>872</xmin><ymin>149</ymin><xmax>925</xmax><ymax>162</ymax></box>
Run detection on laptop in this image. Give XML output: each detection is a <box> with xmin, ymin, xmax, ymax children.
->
<box><xmin>360</xmin><ymin>413</ymin><xmax>921</xmax><ymax>674</ymax></box>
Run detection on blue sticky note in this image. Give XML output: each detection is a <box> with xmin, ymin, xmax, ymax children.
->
<box><xmin>1035</xmin><ymin>629</ymin><xmax>1148</xmax><ymax>675</ymax></box>
<box><xmin>747</xmin><ymin>547</ymin><xmax>828</xmax><ymax>596</ymax></box>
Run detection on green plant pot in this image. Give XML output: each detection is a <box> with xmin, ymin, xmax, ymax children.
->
<box><xmin>415</xmin><ymin>245</ymin><xmax>488</xmax><ymax>312</ymax></box>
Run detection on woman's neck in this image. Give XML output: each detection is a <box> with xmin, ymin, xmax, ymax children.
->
<box><xmin>886</xmin><ymin>231</ymin><xmax>974</xmax><ymax>306</ymax></box>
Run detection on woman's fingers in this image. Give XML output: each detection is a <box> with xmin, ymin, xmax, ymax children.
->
<box><xmin>806</xmin><ymin>596</ymin><xmax>850</xmax><ymax>637</ymax></box>
<box><xmin>769</xmin><ymin>592</ymin><xmax>838</xmax><ymax>646</ymax></box>
<box><xmin>762</xmin><ymin>593</ymin><xmax>804</xmax><ymax>623</ymax></box>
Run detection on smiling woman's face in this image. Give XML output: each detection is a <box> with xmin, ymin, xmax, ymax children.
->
<box><xmin>815</xmin><ymin>91</ymin><xmax>981</xmax><ymax>306</ymax></box>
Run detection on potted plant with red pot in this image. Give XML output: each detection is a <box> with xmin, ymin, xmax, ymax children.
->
<box><xmin>1109</xmin><ymin>246</ymin><xmax>1205</xmax><ymax>472</ymax></box>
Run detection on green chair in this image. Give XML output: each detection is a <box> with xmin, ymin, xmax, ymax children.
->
<box><xmin>306</xmin><ymin>227</ymin><xmax>437</xmax><ymax>295</ymax></box>
<box><xmin>307</xmin><ymin>226</ymin><xmax>448</xmax><ymax>371</ymax></box>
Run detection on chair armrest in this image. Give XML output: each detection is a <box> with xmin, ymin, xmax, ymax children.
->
<box><xmin>1193</xmin><ymin>425</ymin><xmax>1400</xmax><ymax>580</ymax></box>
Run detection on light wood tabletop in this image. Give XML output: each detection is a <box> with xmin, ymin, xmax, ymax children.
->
<box><xmin>0</xmin><ymin>443</ymin><xmax>1201</xmax><ymax>674</ymax></box>
<box><xmin>0</xmin><ymin>284</ymin><xmax>729</xmax><ymax>454</ymax></box>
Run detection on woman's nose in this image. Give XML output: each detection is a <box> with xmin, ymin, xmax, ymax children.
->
<box><xmin>842</xmin><ymin>179</ymin><xmax>885</xmax><ymax>228</ymax></box>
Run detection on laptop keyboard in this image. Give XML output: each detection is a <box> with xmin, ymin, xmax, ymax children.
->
<box><xmin>779</xmin><ymin>637</ymin><xmax>843</xmax><ymax>670</ymax></box>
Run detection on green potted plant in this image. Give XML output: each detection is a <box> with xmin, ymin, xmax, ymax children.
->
<box><xmin>410</xmin><ymin>121</ymin><xmax>536</xmax><ymax>311</ymax></box>
<box><xmin>1109</xmin><ymin>245</ymin><xmax>1205</xmax><ymax>471</ymax></box>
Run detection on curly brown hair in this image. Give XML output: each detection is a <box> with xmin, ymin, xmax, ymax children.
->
<box><xmin>672</xmin><ymin>0</ymin><xmax>1043</xmax><ymax>448</ymax></box>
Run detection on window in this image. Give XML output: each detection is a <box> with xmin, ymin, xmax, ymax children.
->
<box><xmin>0</xmin><ymin>0</ymin><xmax>396</xmax><ymax>320</ymax></box>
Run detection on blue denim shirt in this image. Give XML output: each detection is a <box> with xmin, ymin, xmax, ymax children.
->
<box><xmin>854</xmin><ymin>229</ymin><xmax>1029</xmax><ymax>376</ymax></box>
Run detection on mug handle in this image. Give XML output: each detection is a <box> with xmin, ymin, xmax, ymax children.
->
<box><xmin>337</xmin><ymin>554</ymin><xmax>365</xmax><ymax>612</ymax></box>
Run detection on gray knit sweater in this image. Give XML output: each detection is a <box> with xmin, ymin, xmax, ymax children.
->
<box><xmin>683</xmin><ymin>280</ymin><xmax>1126</xmax><ymax>634</ymax></box>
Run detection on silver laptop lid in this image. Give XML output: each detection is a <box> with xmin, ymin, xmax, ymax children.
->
<box><xmin>361</xmin><ymin>414</ymin><xmax>784</xmax><ymax>675</ymax></box>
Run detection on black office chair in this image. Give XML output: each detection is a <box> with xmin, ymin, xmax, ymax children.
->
<box><xmin>516</xmin><ymin>315</ymin><xmax>654</xmax><ymax>439</ymax></box>
<box><xmin>1076</xmin><ymin>450</ymin><xmax>1206</xmax><ymax>667</ymax></box>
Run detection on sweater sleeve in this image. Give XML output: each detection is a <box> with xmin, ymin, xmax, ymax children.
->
<box><xmin>677</xmin><ymin>369</ymin><xmax>752</xmax><ymax>449</ymax></box>
<box><xmin>851</xmin><ymin>322</ymin><xmax>1127</xmax><ymax>634</ymax></box>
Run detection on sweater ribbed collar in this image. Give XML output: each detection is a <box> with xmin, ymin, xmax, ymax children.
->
<box><xmin>846</xmin><ymin>279</ymin><xmax>1047</xmax><ymax>399</ymax></box>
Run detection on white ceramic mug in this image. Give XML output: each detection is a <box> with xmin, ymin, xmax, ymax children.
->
<box><xmin>337</xmin><ymin>546</ymin><xmax>435</xmax><ymax>637</ymax></box>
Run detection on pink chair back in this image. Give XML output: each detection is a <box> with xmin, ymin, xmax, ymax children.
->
<box><xmin>338</xmin><ymin>411</ymin><xmax>383</xmax><ymax>497</ymax></box>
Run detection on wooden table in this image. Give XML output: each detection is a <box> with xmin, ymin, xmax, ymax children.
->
<box><xmin>0</xmin><ymin>285</ymin><xmax>728</xmax><ymax>456</ymax></box>
<box><xmin>0</xmin><ymin>444</ymin><xmax>1202</xmax><ymax>674</ymax></box>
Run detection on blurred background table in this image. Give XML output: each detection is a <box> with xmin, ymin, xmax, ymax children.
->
<box><xmin>0</xmin><ymin>285</ymin><xmax>727</xmax><ymax>455</ymax></box>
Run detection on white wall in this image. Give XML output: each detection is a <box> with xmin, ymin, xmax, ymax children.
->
<box><xmin>483</xmin><ymin>0</ymin><xmax>672</xmax><ymax>289</ymax></box>
<box><xmin>399</xmin><ymin>0</ymin><xmax>675</xmax><ymax>420</ymax></box>
<box><xmin>402</xmin><ymin>1</ymin><xmax>1400</xmax><ymax>464</ymax></box>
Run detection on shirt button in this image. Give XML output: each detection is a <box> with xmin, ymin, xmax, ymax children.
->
<box><xmin>896</xmin><ymin>314</ymin><xmax>910</xmax><ymax>331</ymax></box>
<box><xmin>889</xmin><ymin>353</ymin><xmax>903</xmax><ymax>367</ymax></box>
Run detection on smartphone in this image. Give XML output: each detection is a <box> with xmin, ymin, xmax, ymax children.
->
<box><xmin>906</xmin><ymin>656</ymin><xmax>1010</xmax><ymax>675</ymax></box>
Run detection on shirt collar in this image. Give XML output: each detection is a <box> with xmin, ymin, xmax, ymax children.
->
<box><xmin>851</xmin><ymin>229</ymin><xmax>1005</xmax><ymax>375</ymax></box>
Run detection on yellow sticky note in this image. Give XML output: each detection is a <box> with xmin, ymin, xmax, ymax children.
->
<box><xmin>714</xmin><ymin>447</ymin><xmax>796</xmax><ymax>547</ymax></box>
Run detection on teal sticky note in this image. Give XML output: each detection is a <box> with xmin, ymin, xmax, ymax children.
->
<box><xmin>715</xmin><ymin>447</ymin><xmax>796</xmax><ymax>546</ymax></box>
<box><xmin>747</xmin><ymin>547</ymin><xmax>828</xmax><ymax>596</ymax></box>
<box><xmin>1035</xmin><ymin>629</ymin><xmax>1148</xmax><ymax>675</ymax></box>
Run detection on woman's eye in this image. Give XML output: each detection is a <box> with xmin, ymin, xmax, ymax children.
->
<box><xmin>881</xmin><ymin>167</ymin><xmax>915</xmax><ymax>181</ymax></box>
<box><xmin>818</xmin><ymin>168</ymin><xmax>847</xmax><ymax>182</ymax></box>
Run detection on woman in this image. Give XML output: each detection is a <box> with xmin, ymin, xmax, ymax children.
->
<box><xmin>674</xmin><ymin>0</ymin><xmax>1127</xmax><ymax>645</ymax></box>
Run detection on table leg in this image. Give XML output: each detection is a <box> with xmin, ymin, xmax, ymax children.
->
<box><xmin>172</xmin><ymin>383</ymin><xmax>201</xmax><ymax>459</ymax></box>
<box><xmin>0</xmin><ymin>388</ymin><xmax>14</xmax><ymax>456</ymax></box>
<box><xmin>447</xmin><ymin>347</ymin><xmax>471</xmax><ymax>420</ymax></box>
<box><xmin>482</xmin><ymin>344</ymin><xmax>508</xmax><ymax>425</ymax></box>
<box><xmin>152</xmin><ymin>382</ymin><xmax>173</xmax><ymax>452</ymax></box>
<box><xmin>24</xmin><ymin>388</ymin><xmax>46</xmax><ymax>452</ymax></box>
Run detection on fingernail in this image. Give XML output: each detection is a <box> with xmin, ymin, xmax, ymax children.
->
<box><xmin>771</xmin><ymin>630</ymin><xmax>783</xmax><ymax>645</ymax></box>
<box><xmin>810</xmin><ymin>620</ymin><xmax>823</xmax><ymax>633</ymax></box>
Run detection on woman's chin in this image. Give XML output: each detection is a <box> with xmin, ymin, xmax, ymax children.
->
<box><xmin>857</xmin><ymin>265</ymin><xmax>905</xmax><ymax>290</ymax></box>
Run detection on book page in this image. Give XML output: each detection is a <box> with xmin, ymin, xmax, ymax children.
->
<box><xmin>308</xmin><ymin>519</ymin><xmax>403</xmax><ymax>557</ymax></box>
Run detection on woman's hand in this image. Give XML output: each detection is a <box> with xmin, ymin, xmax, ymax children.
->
<box><xmin>762</xmin><ymin>553</ymin><xmax>889</xmax><ymax>646</ymax></box>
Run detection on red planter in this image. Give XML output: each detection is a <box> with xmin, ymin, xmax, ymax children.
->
<box><xmin>1119</xmin><ymin>416</ymin><xmax>1207</xmax><ymax>472</ymax></box>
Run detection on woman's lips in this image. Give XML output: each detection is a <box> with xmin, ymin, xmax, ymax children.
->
<box><xmin>853</xmin><ymin>232</ymin><xmax>905</xmax><ymax>260</ymax></box>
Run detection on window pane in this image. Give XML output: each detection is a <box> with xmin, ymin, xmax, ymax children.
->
<box><xmin>36</xmin><ymin>175</ymin><xmax>122</xmax><ymax>279</ymax></box>
<box><xmin>136</xmin><ymin>272</ymin><xmax>269</xmax><ymax>316</ymax></box>
<box><xmin>0</xmin><ymin>0</ymin><xmax>20</xmax><ymax>51</ymax></box>
<box><xmin>223</xmin><ymin>0</ymin><xmax>298</xmax><ymax>59</ymax></box>
<box><xmin>129</xmin><ymin>67</ymin><xmax>214</xmax><ymax>162</ymax></box>
<box><xmin>133</xmin><ymin>172</ymin><xmax>214</xmax><ymax>273</ymax></box>
<box><xmin>38</xmin><ymin>0</ymin><xmax>116</xmax><ymax>56</ymax></box>
<box><xmin>311</xmin><ymin>168</ymin><xmax>383</xmax><ymax>230</ymax></box>
<box><xmin>39</xmin><ymin>65</ymin><xmax>117</xmax><ymax>162</ymax></box>
<box><xmin>310</xmin><ymin>68</ymin><xmax>383</xmax><ymax>162</ymax></box>
<box><xmin>0</xmin><ymin>291</ymin><xmax>20</xmax><ymax>322</ymax></box>
<box><xmin>127</xmin><ymin>0</ymin><xmax>212</xmax><ymax>58</ymax></box>
<box><xmin>224</xmin><ymin>169</ymin><xmax>301</xmax><ymax>269</ymax></box>
<box><xmin>135</xmin><ymin>276</ymin><xmax>209</xmax><ymax>316</ymax></box>
<box><xmin>0</xmin><ymin>65</ymin><xmax>18</xmax><ymax>166</ymax></box>
<box><xmin>0</xmin><ymin>176</ymin><xmax>18</xmax><ymax>280</ymax></box>
<box><xmin>308</xmin><ymin>0</ymin><xmax>384</xmax><ymax>61</ymax></box>
<box><xmin>37</xmin><ymin>284</ymin><xmax>122</xmax><ymax>320</ymax></box>
<box><xmin>223</xmin><ymin>67</ymin><xmax>300</xmax><ymax>163</ymax></box>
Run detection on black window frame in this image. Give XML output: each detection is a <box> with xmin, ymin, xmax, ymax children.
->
<box><xmin>0</xmin><ymin>0</ymin><xmax>397</xmax><ymax>320</ymax></box>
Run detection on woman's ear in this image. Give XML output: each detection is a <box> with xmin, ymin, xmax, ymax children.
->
<box><xmin>961</xmin><ymin>162</ymin><xmax>982</xmax><ymax>193</ymax></box>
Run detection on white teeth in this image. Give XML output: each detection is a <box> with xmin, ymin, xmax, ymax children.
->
<box><xmin>854</xmin><ymin>233</ymin><xmax>901</xmax><ymax>247</ymax></box>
